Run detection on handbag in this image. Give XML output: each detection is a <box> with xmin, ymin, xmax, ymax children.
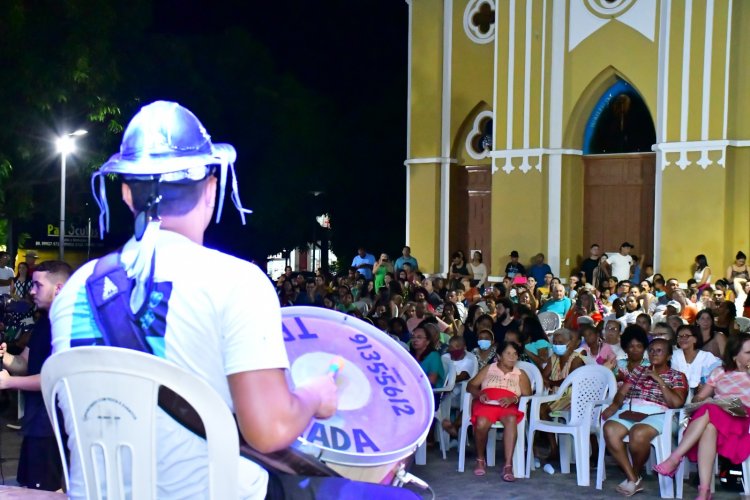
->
<box><xmin>683</xmin><ymin>397</ymin><xmax>747</xmax><ymax>418</ymax></box>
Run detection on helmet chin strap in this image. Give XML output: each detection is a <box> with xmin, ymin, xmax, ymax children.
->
<box><xmin>215</xmin><ymin>156</ymin><xmax>252</xmax><ymax>224</ymax></box>
<box><xmin>123</xmin><ymin>184</ymin><xmax>162</xmax><ymax>314</ymax></box>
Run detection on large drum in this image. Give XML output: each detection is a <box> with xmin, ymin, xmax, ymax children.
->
<box><xmin>281</xmin><ymin>307</ymin><xmax>434</xmax><ymax>484</ymax></box>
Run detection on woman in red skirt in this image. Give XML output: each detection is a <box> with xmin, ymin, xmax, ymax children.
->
<box><xmin>654</xmin><ymin>332</ymin><xmax>750</xmax><ymax>499</ymax></box>
<box><xmin>467</xmin><ymin>341</ymin><xmax>532</xmax><ymax>481</ymax></box>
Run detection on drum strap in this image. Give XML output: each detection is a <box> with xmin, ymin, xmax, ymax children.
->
<box><xmin>84</xmin><ymin>251</ymin><xmax>339</xmax><ymax>478</ymax></box>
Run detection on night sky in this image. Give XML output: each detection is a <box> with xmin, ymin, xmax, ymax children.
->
<box><xmin>154</xmin><ymin>0</ymin><xmax>410</xmax><ymax>264</ymax></box>
<box><xmin>1</xmin><ymin>1</ymin><xmax>409</xmax><ymax>268</ymax></box>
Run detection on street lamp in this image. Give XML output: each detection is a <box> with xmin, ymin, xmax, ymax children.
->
<box><xmin>55</xmin><ymin>129</ymin><xmax>87</xmax><ymax>260</ymax></box>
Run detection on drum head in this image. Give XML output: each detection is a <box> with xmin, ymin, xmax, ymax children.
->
<box><xmin>282</xmin><ymin>306</ymin><xmax>434</xmax><ymax>467</ymax></box>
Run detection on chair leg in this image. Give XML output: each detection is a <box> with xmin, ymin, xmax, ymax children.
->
<box><xmin>486</xmin><ymin>428</ymin><xmax>497</xmax><ymax>467</ymax></box>
<box><xmin>415</xmin><ymin>441</ymin><xmax>426</xmax><ymax>465</ymax></box>
<box><xmin>595</xmin><ymin>430</ymin><xmax>606</xmax><ymax>490</ymax></box>
<box><xmin>560</xmin><ymin>434</ymin><xmax>571</xmax><ymax>474</ymax></box>
<box><xmin>574</xmin><ymin>431</ymin><xmax>590</xmax><ymax>487</ymax></box>
<box><xmin>526</xmin><ymin>429</ymin><xmax>536</xmax><ymax>478</ymax></box>
<box><xmin>457</xmin><ymin>422</ymin><xmax>470</xmax><ymax>472</ymax></box>
<box><xmin>743</xmin><ymin>459</ymin><xmax>750</xmax><ymax>496</ymax></box>
<box><xmin>514</xmin><ymin>419</ymin><xmax>526</xmax><ymax>478</ymax></box>
<box><xmin>675</xmin><ymin>457</ymin><xmax>686</xmax><ymax>499</ymax></box>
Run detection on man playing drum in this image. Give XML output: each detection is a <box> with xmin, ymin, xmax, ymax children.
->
<box><xmin>50</xmin><ymin>101</ymin><xmax>418</xmax><ymax>499</ymax></box>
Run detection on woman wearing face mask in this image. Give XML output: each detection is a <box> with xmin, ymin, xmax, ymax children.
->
<box><xmin>538</xmin><ymin>328</ymin><xmax>585</xmax><ymax>463</ymax></box>
<box><xmin>471</xmin><ymin>328</ymin><xmax>497</xmax><ymax>371</ymax></box>
<box><xmin>615</xmin><ymin>325</ymin><xmax>651</xmax><ymax>384</ymax></box>
<box><xmin>467</xmin><ymin>341</ymin><xmax>532</xmax><ymax>480</ymax></box>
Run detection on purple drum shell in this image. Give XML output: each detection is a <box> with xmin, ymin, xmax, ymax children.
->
<box><xmin>281</xmin><ymin>306</ymin><xmax>434</xmax><ymax>467</ymax></box>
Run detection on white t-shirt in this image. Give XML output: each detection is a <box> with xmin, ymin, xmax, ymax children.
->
<box><xmin>50</xmin><ymin>230</ymin><xmax>289</xmax><ymax>499</ymax></box>
<box><xmin>0</xmin><ymin>266</ymin><xmax>14</xmax><ymax>294</ymax></box>
<box><xmin>670</xmin><ymin>349</ymin><xmax>721</xmax><ymax>389</ymax></box>
<box><xmin>607</xmin><ymin>253</ymin><xmax>633</xmax><ymax>282</ymax></box>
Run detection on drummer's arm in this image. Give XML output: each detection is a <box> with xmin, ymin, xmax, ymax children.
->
<box><xmin>229</xmin><ymin>368</ymin><xmax>336</xmax><ymax>454</ymax></box>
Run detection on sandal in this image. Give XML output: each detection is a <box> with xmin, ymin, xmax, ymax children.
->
<box><xmin>695</xmin><ymin>484</ymin><xmax>712</xmax><ymax>500</ymax></box>
<box><xmin>502</xmin><ymin>464</ymin><xmax>515</xmax><ymax>482</ymax></box>
<box><xmin>473</xmin><ymin>458</ymin><xmax>486</xmax><ymax>476</ymax></box>
<box><xmin>653</xmin><ymin>455</ymin><xmax>681</xmax><ymax>478</ymax></box>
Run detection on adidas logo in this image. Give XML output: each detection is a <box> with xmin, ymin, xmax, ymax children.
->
<box><xmin>102</xmin><ymin>276</ymin><xmax>119</xmax><ymax>300</ymax></box>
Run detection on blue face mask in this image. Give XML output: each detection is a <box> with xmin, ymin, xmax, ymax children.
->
<box><xmin>478</xmin><ymin>339</ymin><xmax>492</xmax><ymax>350</ymax></box>
<box><xmin>552</xmin><ymin>344</ymin><xmax>568</xmax><ymax>356</ymax></box>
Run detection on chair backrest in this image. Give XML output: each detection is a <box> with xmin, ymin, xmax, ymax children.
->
<box><xmin>736</xmin><ymin>316</ymin><xmax>750</xmax><ymax>333</ymax></box>
<box><xmin>538</xmin><ymin>311</ymin><xmax>561</xmax><ymax>333</ymax></box>
<box><xmin>516</xmin><ymin>360</ymin><xmax>545</xmax><ymax>396</ymax></box>
<box><xmin>556</xmin><ymin>364</ymin><xmax>617</xmax><ymax>427</ymax></box>
<box><xmin>439</xmin><ymin>355</ymin><xmax>457</xmax><ymax>392</ymax></box>
<box><xmin>41</xmin><ymin>346</ymin><xmax>239</xmax><ymax>500</ymax></box>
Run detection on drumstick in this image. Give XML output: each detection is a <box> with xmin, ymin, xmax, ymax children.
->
<box><xmin>327</xmin><ymin>356</ymin><xmax>345</xmax><ymax>380</ymax></box>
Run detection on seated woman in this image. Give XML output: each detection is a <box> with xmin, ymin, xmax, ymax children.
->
<box><xmin>467</xmin><ymin>341</ymin><xmax>532</xmax><ymax>480</ymax></box>
<box><xmin>409</xmin><ymin>325</ymin><xmax>445</xmax><ymax>389</ymax></box>
<box><xmin>653</xmin><ymin>333</ymin><xmax>750</xmax><ymax>500</ymax></box>
<box><xmin>472</xmin><ymin>328</ymin><xmax>498</xmax><ymax>371</ymax></box>
<box><xmin>538</xmin><ymin>328</ymin><xmax>585</xmax><ymax>462</ymax></box>
<box><xmin>615</xmin><ymin>326</ymin><xmax>651</xmax><ymax>384</ymax></box>
<box><xmin>601</xmin><ymin>338</ymin><xmax>688</xmax><ymax>496</ymax></box>
<box><xmin>695</xmin><ymin>309</ymin><xmax>726</xmax><ymax>358</ymax></box>
<box><xmin>670</xmin><ymin>324</ymin><xmax>720</xmax><ymax>395</ymax></box>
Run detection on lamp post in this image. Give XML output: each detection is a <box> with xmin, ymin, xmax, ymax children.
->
<box><xmin>55</xmin><ymin>129</ymin><xmax>87</xmax><ymax>260</ymax></box>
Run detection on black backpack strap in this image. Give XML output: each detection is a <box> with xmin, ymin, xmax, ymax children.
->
<box><xmin>85</xmin><ymin>251</ymin><xmax>153</xmax><ymax>354</ymax></box>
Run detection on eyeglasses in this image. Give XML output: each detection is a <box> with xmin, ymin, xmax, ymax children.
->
<box><xmin>412</xmin><ymin>336</ymin><xmax>428</xmax><ymax>341</ymax></box>
<box><xmin>605</xmin><ymin>326</ymin><xmax>620</xmax><ymax>331</ymax></box>
<box><xmin>677</xmin><ymin>334</ymin><xmax>693</xmax><ymax>339</ymax></box>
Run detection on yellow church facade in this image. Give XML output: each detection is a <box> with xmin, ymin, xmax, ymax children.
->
<box><xmin>405</xmin><ymin>0</ymin><xmax>750</xmax><ymax>282</ymax></box>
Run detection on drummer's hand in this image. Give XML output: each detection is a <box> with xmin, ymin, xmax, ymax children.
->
<box><xmin>303</xmin><ymin>374</ymin><xmax>338</xmax><ymax>419</ymax></box>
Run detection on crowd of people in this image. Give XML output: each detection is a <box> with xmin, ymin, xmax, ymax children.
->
<box><xmin>275</xmin><ymin>243</ymin><xmax>750</xmax><ymax>497</ymax></box>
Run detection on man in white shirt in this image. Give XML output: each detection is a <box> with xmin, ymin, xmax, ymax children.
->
<box><xmin>606</xmin><ymin>242</ymin><xmax>635</xmax><ymax>282</ymax></box>
<box><xmin>0</xmin><ymin>252</ymin><xmax>15</xmax><ymax>295</ymax></box>
<box><xmin>50</xmin><ymin>101</ymin><xmax>347</xmax><ymax>499</ymax></box>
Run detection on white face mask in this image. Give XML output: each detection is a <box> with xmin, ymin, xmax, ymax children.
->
<box><xmin>551</xmin><ymin>344</ymin><xmax>568</xmax><ymax>356</ymax></box>
<box><xmin>478</xmin><ymin>339</ymin><xmax>492</xmax><ymax>351</ymax></box>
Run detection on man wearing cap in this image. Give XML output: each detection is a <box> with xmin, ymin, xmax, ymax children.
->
<box><xmin>504</xmin><ymin>250</ymin><xmax>526</xmax><ymax>278</ymax></box>
<box><xmin>47</xmin><ymin>102</ymin><xmax>395</xmax><ymax>499</ymax></box>
<box><xmin>605</xmin><ymin>242</ymin><xmax>634</xmax><ymax>282</ymax></box>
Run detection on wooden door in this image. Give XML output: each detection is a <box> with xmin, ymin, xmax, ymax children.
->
<box><xmin>583</xmin><ymin>153</ymin><xmax>655</xmax><ymax>267</ymax></box>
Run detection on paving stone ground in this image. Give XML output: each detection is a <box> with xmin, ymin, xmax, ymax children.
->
<box><xmin>408</xmin><ymin>440</ymin><xmax>746</xmax><ymax>499</ymax></box>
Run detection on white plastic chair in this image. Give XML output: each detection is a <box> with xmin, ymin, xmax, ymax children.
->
<box><xmin>525</xmin><ymin>364</ymin><xmax>617</xmax><ymax>486</ymax></box>
<box><xmin>415</xmin><ymin>356</ymin><xmax>457</xmax><ymax>464</ymax></box>
<box><xmin>538</xmin><ymin>311</ymin><xmax>561</xmax><ymax>333</ymax></box>
<box><xmin>40</xmin><ymin>346</ymin><xmax>239</xmax><ymax>500</ymax></box>
<box><xmin>735</xmin><ymin>316</ymin><xmax>750</xmax><ymax>333</ymax></box>
<box><xmin>596</xmin><ymin>406</ymin><xmax>680</xmax><ymax>498</ymax></box>
<box><xmin>457</xmin><ymin>361</ymin><xmax>544</xmax><ymax>477</ymax></box>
